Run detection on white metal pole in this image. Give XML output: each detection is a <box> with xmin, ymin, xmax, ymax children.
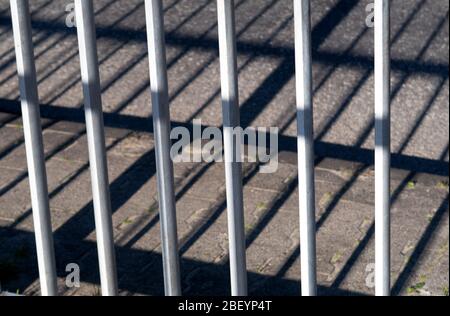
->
<box><xmin>217</xmin><ymin>0</ymin><xmax>248</xmax><ymax>296</ymax></box>
<box><xmin>374</xmin><ymin>0</ymin><xmax>391</xmax><ymax>297</ymax></box>
<box><xmin>294</xmin><ymin>0</ymin><xmax>317</xmax><ymax>296</ymax></box>
<box><xmin>145</xmin><ymin>0</ymin><xmax>182</xmax><ymax>296</ymax></box>
<box><xmin>74</xmin><ymin>0</ymin><xmax>118</xmax><ymax>296</ymax></box>
<box><xmin>10</xmin><ymin>0</ymin><xmax>58</xmax><ymax>296</ymax></box>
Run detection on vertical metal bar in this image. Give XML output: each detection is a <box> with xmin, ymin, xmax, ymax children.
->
<box><xmin>374</xmin><ymin>0</ymin><xmax>391</xmax><ymax>297</ymax></box>
<box><xmin>74</xmin><ymin>0</ymin><xmax>118</xmax><ymax>296</ymax></box>
<box><xmin>217</xmin><ymin>0</ymin><xmax>248</xmax><ymax>296</ymax></box>
<box><xmin>10</xmin><ymin>0</ymin><xmax>57</xmax><ymax>296</ymax></box>
<box><xmin>294</xmin><ymin>0</ymin><xmax>317</xmax><ymax>296</ymax></box>
<box><xmin>145</xmin><ymin>0</ymin><xmax>181</xmax><ymax>296</ymax></box>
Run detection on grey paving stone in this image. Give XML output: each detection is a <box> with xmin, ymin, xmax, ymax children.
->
<box><xmin>54</xmin><ymin>133</ymin><xmax>116</xmax><ymax>164</ymax></box>
<box><xmin>0</xmin><ymin>129</ymin><xmax>78</xmax><ymax>170</ymax></box>
<box><xmin>0</xmin><ymin>167</ymin><xmax>22</xmax><ymax>192</ymax></box>
<box><xmin>246</xmin><ymin>163</ymin><xmax>296</xmax><ymax>192</ymax></box>
<box><xmin>0</xmin><ymin>126</ymin><xmax>23</xmax><ymax>158</ymax></box>
<box><xmin>182</xmin><ymin>162</ymin><xmax>227</xmax><ymax>201</ymax></box>
<box><xmin>0</xmin><ymin>0</ymin><xmax>447</xmax><ymax>296</ymax></box>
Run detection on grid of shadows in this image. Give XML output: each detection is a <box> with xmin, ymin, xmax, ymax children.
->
<box><xmin>0</xmin><ymin>0</ymin><xmax>448</xmax><ymax>296</ymax></box>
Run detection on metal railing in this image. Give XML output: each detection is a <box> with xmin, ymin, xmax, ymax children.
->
<box><xmin>8</xmin><ymin>0</ymin><xmax>392</xmax><ymax>296</ymax></box>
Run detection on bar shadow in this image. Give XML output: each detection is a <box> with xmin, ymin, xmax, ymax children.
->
<box><xmin>0</xmin><ymin>0</ymin><xmax>448</xmax><ymax>296</ymax></box>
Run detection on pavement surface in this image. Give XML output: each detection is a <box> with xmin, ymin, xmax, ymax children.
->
<box><xmin>0</xmin><ymin>0</ymin><xmax>448</xmax><ymax>296</ymax></box>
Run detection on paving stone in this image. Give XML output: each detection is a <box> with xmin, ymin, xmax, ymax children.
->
<box><xmin>54</xmin><ymin>134</ymin><xmax>116</xmax><ymax>164</ymax></box>
<box><xmin>281</xmin><ymin>178</ymin><xmax>344</xmax><ymax>215</ymax></box>
<box><xmin>243</xmin><ymin>186</ymin><xmax>280</xmax><ymax>225</ymax></box>
<box><xmin>0</xmin><ymin>0</ymin><xmax>448</xmax><ymax>296</ymax></box>
<box><xmin>182</xmin><ymin>227</ymin><xmax>229</xmax><ymax>264</ymax></box>
<box><xmin>46</xmin><ymin>120</ymin><xmax>86</xmax><ymax>135</ymax></box>
<box><xmin>0</xmin><ymin>167</ymin><xmax>22</xmax><ymax>192</ymax></box>
<box><xmin>0</xmin><ymin>175</ymin><xmax>31</xmax><ymax>221</ymax></box>
<box><xmin>15</xmin><ymin>207</ymin><xmax>77</xmax><ymax>234</ymax></box>
<box><xmin>247</xmin><ymin>207</ymin><xmax>298</xmax><ymax>249</ymax></box>
<box><xmin>0</xmin><ymin>126</ymin><xmax>23</xmax><ymax>158</ymax></box>
<box><xmin>183</xmin><ymin>162</ymin><xmax>227</xmax><ymax>201</ymax></box>
<box><xmin>246</xmin><ymin>241</ymin><xmax>295</xmax><ymax>278</ymax></box>
<box><xmin>0</xmin><ymin>112</ymin><xmax>16</xmax><ymax>125</ymax></box>
<box><xmin>48</xmin><ymin>167</ymin><xmax>96</xmax><ymax>214</ymax></box>
<box><xmin>0</xmin><ymin>158</ymin><xmax>84</xmax><ymax>222</ymax></box>
<box><xmin>0</xmin><ymin>129</ymin><xmax>77</xmax><ymax>170</ymax></box>
<box><xmin>246</xmin><ymin>163</ymin><xmax>296</xmax><ymax>192</ymax></box>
